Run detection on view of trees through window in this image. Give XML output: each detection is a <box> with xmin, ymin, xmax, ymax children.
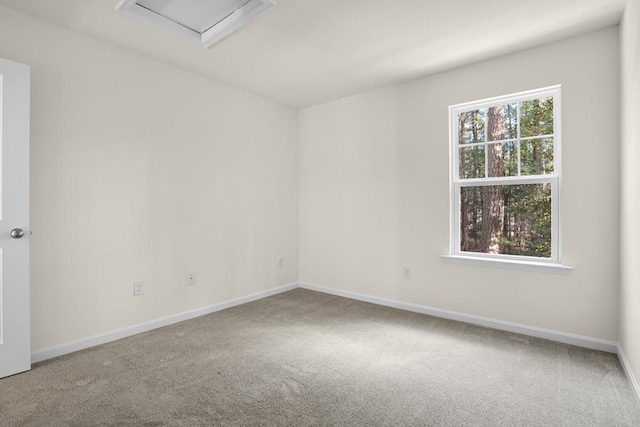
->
<box><xmin>455</xmin><ymin>95</ymin><xmax>555</xmax><ymax>258</ymax></box>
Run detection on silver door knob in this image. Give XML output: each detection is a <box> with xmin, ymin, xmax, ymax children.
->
<box><xmin>10</xmin><ymin>228</ymin><xmax>24</xmax><ymax>239</ymax></box>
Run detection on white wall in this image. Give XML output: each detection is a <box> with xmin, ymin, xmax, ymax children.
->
<box><xmin>620</xmin><ymin>0</ymin><xmax>640</xmax><ymax>384</ymax></box>
<box><xmin>299</xmin><ymin>87</ymin><xmax>400</xmax><ymax>297</ymax></box>
<box><xmin>0</xmin><ymin>6</ymin><xmax>299</xmax><ymax>352</ymax></box>
<box><xmin>300</xmin><ymin>27</ymin><xmax>620</xmax><ymax>341</ymax></box>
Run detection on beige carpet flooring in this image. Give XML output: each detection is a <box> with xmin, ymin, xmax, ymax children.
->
<box><xmin>1</xmin><ymin>288</ymin><xmax>639</xmax><ymax>426</ymax></box>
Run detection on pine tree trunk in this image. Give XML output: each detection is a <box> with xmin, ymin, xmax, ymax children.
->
<box><xmin>482</xmin><ymin>106</ymin><xmax>506</xmax><ymax>253</ymax></box>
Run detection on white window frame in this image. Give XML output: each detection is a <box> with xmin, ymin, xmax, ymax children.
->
<box><xmin>442</xmin><ymin>85</ymin><xmax>572</xmax><ymax>273</ymax></box>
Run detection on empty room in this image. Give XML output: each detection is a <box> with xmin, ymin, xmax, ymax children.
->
<box><xmin>1</xmin><ymin>0</ymin><xmax>639</xmax><ymax>425</ymax></box>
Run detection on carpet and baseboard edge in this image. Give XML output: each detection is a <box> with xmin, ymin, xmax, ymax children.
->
<box><xmin>299</xmin><ymin>282</ymin><xmax>639</xmax><ymax>403</ymax></box>
<box><xmin>30</xmin><ymin>282</ymin><xmax>299</xmax><ymax>364</ymax></box>
<box><xmin>30</xmin><ymin>281</ymin><xmax>640</xmax><ymax>403</ymax></box>
<box><xmin>299</xmin><ymin>282</ymin><xmax>618</xmax><ymax>353</ymax></box>
<box><xmin>618</xmin><ymin>344</ymin><xmax>640</xmax><ymax>403</ymax></box>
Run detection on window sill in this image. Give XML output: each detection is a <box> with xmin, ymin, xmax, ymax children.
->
<box><xmin>440</xmin><ymin>254</ymin><xmax>573</xmax><ymax>274</ymax></box>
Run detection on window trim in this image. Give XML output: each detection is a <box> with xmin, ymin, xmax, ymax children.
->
<box><xmin>446</xmin><ymin>85</ymin><xmax>570</xmax><ymax>268</ymax></box>
<box><xmin>440</xmin><ymin>254</ymin><xmax>573</xmax><ymax>274</ymax></box>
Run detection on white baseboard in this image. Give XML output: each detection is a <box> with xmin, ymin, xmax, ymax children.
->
<box><xmin>31</xmin><ymin>282</ymin><xmax>299</xmax><ymax>364</ymax></box>
<box><xmin>299</xmin><ymin>282</ymin><xmax>619</xmax><ymax>354</ymax></box>
<box><xmin>617</xmin><ymin>344</ymin><xmax>640</xmax><ymax>402</ymax></box>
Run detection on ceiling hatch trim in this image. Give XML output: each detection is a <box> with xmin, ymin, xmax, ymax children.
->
<box><xmin>115</xmin><ymin>0</ymin><xmax>276</xmax><ymax>48</ymax></box>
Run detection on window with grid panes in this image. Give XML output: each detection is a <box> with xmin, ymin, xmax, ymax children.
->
<box><xmin>449</xmin><ymin>86</ymin><xmax>561</xmax><ymax>263</ymax></box>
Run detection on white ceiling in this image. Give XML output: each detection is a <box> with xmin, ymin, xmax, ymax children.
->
<box><xmin>0</xmin><ymin>0</ymin><xmax>626</xmax><ymax>108</ymax></box>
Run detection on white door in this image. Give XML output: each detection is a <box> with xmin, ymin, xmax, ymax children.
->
<box><xmin>0</xmin><ymin>57</ymin><xmax>30</xmax><ymax>379</ymax></box>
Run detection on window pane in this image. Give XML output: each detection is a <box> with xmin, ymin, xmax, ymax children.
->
<box><xmin>459</xmin><ymin>146</ymin><xmax>485</xmax><ymax>179</ymax></box>
<box><xmin>487</xmin><ymin>103</ymin><xmax>517</xmax><ymax>141</ymax></box>
<box><xmin>458</xmin><ymin>109</ymin><xmax>486</xmax><ymax>144</ymax></box>
<box><xmin>505</xmin><ymin>103</ymin><xmax>518</xmax><ymax>139</ymax></box>
<box><xmin>460</xmin><ymin>183</ymin><xmax>551</xmax><ymax>258</ymax></box>
<box><xmin>521</xmin><ymin>138</ymin><xmax>554</xmax><ymax>175</ymax></box>
<box><xmin>487</xmin><ymin>141</ymin><xmax>518</xmax><ymax>177</ymax></box>
<box><xmin>520</xmin><ymin>97</ymin><xmax>554</xmax><ymax>137</ymax></box>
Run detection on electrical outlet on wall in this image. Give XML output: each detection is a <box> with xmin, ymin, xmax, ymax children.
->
<box><xmin>277</xmin><ymin>256</ymin><xmax>285</xmax><ymax>268</ymax></box>
<box><xmin>186</xmin><ymin>272</ymin><xmax>197</xmax><ymax>286</ymax></box>
<box><xmin>133</xmin><ymin>280</ymin><xmax>145</xmax><ymax>296</ymax></box>
<box><xmin>403</xmin><ymin>267</ymin><xmax>412</xmax><ymax>280</ymax></box>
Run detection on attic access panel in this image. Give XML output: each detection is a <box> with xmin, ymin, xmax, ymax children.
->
<box><xmin>116</xmin><ymin>0</ymin><xmax>276</xmax><ymax>48</ymax></box>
